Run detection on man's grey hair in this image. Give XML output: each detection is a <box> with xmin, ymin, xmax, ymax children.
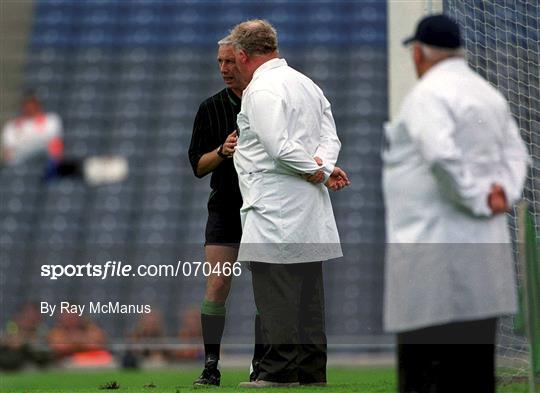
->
<box><xmin>217</xmin><ymin>35</ymin><xmax>233</xmax><ymax>46</ymax></box>
<box><xmin>229</xmin><ymin>19</ymin><xmax>278</xmax><ymax>56</ymax></box>
<box><xmin>420</xmin><ymin>43</ymin><xmax>465</xmax><ymax>62</ymax></box>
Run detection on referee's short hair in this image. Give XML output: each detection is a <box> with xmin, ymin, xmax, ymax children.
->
<box><xmin>230</xmin><ymin>19</ymin><xmax>278</xmax><ymax>56</ymax></box>
<box><xmin>217</xmin><ymin>35</ymin><xmax>233</xmax><ymax>46</ymax></box>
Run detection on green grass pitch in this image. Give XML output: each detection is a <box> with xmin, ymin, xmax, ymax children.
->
<box><xmin>0</xmin><ymin>368</ymin><xmax>530</xmax><ymax>392</ymax></box>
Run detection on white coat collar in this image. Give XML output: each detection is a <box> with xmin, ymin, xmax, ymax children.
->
<box><xmin>252</xmin><ymin>58</ymin><xmax>287</xmax><ymax>81</ymax></box>
<box><xmin>424</xmin><ymin>57</ymin><xmax>468</xmax><ymax>78</ymax></box>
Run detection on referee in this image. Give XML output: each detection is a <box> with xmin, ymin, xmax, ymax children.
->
<box><xmin>188</xmin><ymin>36</ymin><xmax>264</xmax><ymax>387</ymax></box>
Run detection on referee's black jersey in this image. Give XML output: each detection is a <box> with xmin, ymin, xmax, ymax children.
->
<box><xmin>188</xmin><ymin>88</ymin><xmax>242</xmax><ymax>213</ymax></box>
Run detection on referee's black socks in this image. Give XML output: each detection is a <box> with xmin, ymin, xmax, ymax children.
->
<box><xmin>201</xmin><ymin>299</ymin><xmax>226</xmax><ymax>363</ymax></box>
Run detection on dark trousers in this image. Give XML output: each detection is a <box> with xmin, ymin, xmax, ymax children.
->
<box><xmin>251</xmin><ymin>261</ymin><xmax>326</xmax><ymax>384</ymax></box>
<box><xmin>44</xmin><ymin>157</ymin><xmax>83</xmax><ymax>181</ymax></box>
<box><xmin>56</xmin><ymin>158</ymin><xmax>83</xmax><ymax>177</ymax></box>
<box><xmin>397</xmin><ymin>318</ymin><xmax>497</xmax><ymax>393</ymax></box>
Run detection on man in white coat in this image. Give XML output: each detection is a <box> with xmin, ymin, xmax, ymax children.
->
<box><xmin>383</xmin><ymin>14</ymin><xmax>529</xmax><ymax>393</ymax></box>
<box><xmin>229</xmin><ymin>19</ymin><xmax>349</xmax><ymax>388</ymax></box>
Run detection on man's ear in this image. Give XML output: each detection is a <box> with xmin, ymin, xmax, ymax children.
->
<box><xmin>239</xmin><ymin>50</ymin><xmax>248</xmax><ymax>64</ymax></box>
<box><xmin>412</xmin><ymin>44</ymin><xmax>424</xmax><ymax>67</ymax></box>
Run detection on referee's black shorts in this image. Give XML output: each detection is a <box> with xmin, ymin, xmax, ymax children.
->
<box><xmin>205</xmin><ymin>209</ymin><xmax>242</xmax><ymax>246</ymax></box>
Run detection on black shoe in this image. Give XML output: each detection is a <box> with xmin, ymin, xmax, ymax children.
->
<box><xmin>194</xmin><ymin>357</ymin><xmax>221</xmax><ymax>387</ymax></box>
<box><xmin>249</xmin><ymin>360</ymin><xmax>260</xmax><ymax>382</ymax></box>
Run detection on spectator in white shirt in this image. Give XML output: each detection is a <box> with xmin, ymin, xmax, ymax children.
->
<box><xmin>383</xmin><ymin>14</ymin><xmax>529</xmax><ymax>393</ymax></box>
<box><xmin>1</xmin><ymin>92</ymin><xmax>128</xmax><ymax>186</ymax></box>
<box><xmin>2</xmin><ymin>93</ymin><xmax>63</xmax><ymax>167</ymax></box>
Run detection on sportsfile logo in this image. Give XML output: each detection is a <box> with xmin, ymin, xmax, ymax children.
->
<box><xmin>40</xmin><ymin>261</ymin><xmax>242</xmax><ymax>280</ymax></box>
<box><xmin>41</xmin><ymin>261</ymin><xmax>133</xmax><ymax>280</ymax></box>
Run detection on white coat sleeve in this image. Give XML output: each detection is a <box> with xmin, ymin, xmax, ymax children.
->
<box><xmin>314</xmin><ymin>97</ymin><xmax>341</xmax><ymax>179</ymax></box>
<box><xmin>245</xmin><ymin>89</ymin><xmax>325</xmax><ymax>176</ymax></box>
<box><xmin>498</xmin><ymin>107</ymin><xmax>529</xmax><ymax>205</ymax></box>
<box><xmin>405</xmin><ymin>93</ymin><xmax>492</xmax><ymax>217</ymax></box>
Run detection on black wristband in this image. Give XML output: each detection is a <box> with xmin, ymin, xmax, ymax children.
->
<box><xmin>217</xmin><ymin>145</ymin><xmax>228</xmax><ymax>159</ymax></box>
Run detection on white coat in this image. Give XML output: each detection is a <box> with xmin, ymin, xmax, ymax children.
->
<box><xmin>383</xmin><ymin>58</ymin><xmax>529</xmax><ymax>332</ymax></box>
<box><xmin>234</xmin><ymin>58</ymin><xmax>342</xmax><ymax>263</ymax></box>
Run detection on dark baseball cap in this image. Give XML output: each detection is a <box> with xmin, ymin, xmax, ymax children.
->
<box><xmin>403</xmin><ymin>14</ymin><xmax>461</xmax><ymax>48</ymax></box>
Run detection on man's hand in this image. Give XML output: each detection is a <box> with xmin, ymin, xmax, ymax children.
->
<box><xmin>221</xmin><ymin>130</ymin><xmax>238</xmax><ymax>157</ymax></box>
<box><xmin>325</xmin><ymin>166</ymin><xmax>350</xmax><ymax>191</ymax></box>
<box><xmin>488</xmin><ymin>183</ymin><xmax>508</xmax><ymax>214</ymax></box>
<box><xmin>303</xmin><ymin>156</ymin><xmax>325</xmax><ymax>184</ymax></box>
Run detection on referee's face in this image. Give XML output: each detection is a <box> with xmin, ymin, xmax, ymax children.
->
<box><xmin>218</xmin><ymin>45</ymin><xmax>243</xmax><ymax>91</ymax></box>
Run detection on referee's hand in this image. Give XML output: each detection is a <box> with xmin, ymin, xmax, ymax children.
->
<box><xmin>222</xmin><ymin>131</ymin><xmax>238</xmax><ymax>157</ymax></box>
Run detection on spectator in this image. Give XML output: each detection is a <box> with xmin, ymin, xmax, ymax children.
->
<box><xmin>1</xmin><ymin>92</ymin><xmax>128</xmax><ymax>186</ymax></box>
<box><xmin>127</xmin><ymin>310</ymin><xmax>170</xmax><ymax>364</ymax></box>
<box><xmin>0</xmin><ymin>302</ymin><xmax>50</xmax><ymax>370</ymax></box>
<box><xmin>175</xmin><ymin>307</ymin><xmax>203</xmax><ymax>360</ymax></box>
<box><xmin>47</xmin><ymin>313</ymin><xmax>107</xmax><ymax>359</ymax></box>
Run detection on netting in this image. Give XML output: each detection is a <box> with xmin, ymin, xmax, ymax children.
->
<box><xmin>444</xmin><ymin>0</ymin><xmax>539</xmax><ymax>382</ymax></box>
